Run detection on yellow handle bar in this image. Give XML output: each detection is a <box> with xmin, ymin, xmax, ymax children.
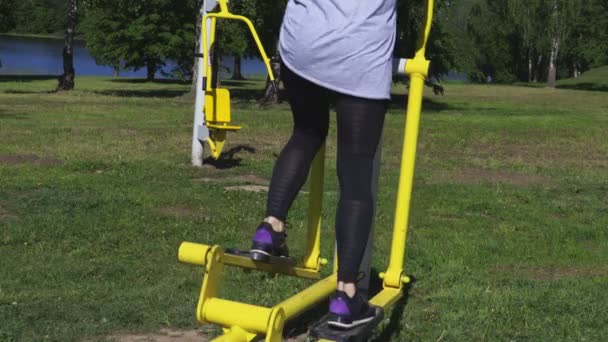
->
<box><xmin>202</xmin><ymin>0</ymin><xmax>276</xmax><ymax>85</ymax></box>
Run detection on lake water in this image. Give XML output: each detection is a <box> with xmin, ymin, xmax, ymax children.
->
<box><xmin>0</xmin><ymin>35</ymin><xmax>267</xmax><ymax>78</ymax></box>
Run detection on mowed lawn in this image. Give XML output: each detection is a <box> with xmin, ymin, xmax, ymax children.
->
<box><xmin>0</xmin><ymin>73</ymin><xmax>607</xmax><ymax>341</ymax></box>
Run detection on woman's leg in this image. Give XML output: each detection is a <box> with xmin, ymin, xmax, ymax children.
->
<box><xmin>334</xmin><ymin>95</ymin><xmax>387</xmax><ymax>291</ymax></box>
<box><xmin>251</xmin><ymin>67</ymin><xmax>330</xmax><ymax>259</ymax></box>
<box><xmin>266</xmin><ymin>67</ymin><xmax>330</xmax><ymax>223</ymax></box>
<box><xmin>326</xmin><ymin>94</ymin><xmax>387</xmax><ymax>329</ymax></box>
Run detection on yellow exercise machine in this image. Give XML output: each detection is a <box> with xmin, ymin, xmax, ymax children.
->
<box><xmin>181</xmin><ymin>0</ymin><xmax>435</xmax><ymax>340</ymax></box>
<box><xmin>191</xmin><ymin>0</ymin><xmax>277</xmax><ymax>165</ymax></box>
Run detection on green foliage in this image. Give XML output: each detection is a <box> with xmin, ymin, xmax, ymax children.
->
<box><xmin>10</xmin><ymin>0</ymin><xmax>67</xmax><ymax>34</ymax></box>
<box><xmin>0</xmin><ymin>0</ymin><xmax>17</xmax><ymax>32</ymax></box>
<box><xmin>80</xmin><ymin>0</ymin><xmax>197</xmax><ymax>80</ymax></box>
<box><xmin>461</xmin><ymin>0</ymin><xmax>608</xmax><ymax>83</ymax></box>
<box><xmin>560</xmin><ymin>0</ymin><xmax>608</xmax><ymax>70</ymax></box>
<box><xmin>217</xmin><ymin>0</ymin><xmax>286</xmax><ymax>61</ymax></box>
<box><xmin>395</xmin><ymin>0</ymin><xmax>457</xmax><ymax>80</ymax></box>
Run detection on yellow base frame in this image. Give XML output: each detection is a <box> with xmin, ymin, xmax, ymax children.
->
<box><xmin>180</xmin><ymin>0</ymin><xmax>435</xmax><ymax>340</ymax></box>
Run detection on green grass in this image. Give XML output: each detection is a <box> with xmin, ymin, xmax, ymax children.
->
<box><xmin>558</xmin><ymin>65</ymin><xmax>608</xmax><ymax>91</ymax></box>
<box><xmin>1</xmin><ymin>75</ymin><xmax>607</xmax><ymax>341</ymax></box>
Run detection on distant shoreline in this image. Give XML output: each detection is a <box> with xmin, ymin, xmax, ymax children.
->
<box><xmin>0</xmin><ymin>32</ymin><xmax>85</xmax><ymax>42</ymax></box>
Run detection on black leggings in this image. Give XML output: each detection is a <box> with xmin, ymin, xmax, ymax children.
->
<box><xmin>266</xmin><ymin>66</ymin><xmax>387</xmax><ymax>283</ymax></box>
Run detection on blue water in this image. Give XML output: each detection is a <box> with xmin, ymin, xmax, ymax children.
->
<box><xmin>0</xmin><ymin>35</ymin><xmax>267</xmax><ymax>78</ymax></box>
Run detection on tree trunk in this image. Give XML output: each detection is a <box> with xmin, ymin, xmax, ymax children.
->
<box><xmin>146</xmin><ymin>60</ymin><xmax>157</xmax><ymax>81</ymax></box>
<box><xmin>573</xmin><ymin>62</ymin><xmax>580</xmax><ymax>78</ymax></box>
<box><xmin>231</xmin><ymin>56</ymin><xmax>244</xmax><ymax>80</ymax></box>
<box><xmin>57</xmin><ymin>0</ymin><xmax>78</xmax><ymax>91</ymax></box>
<box><xmin>259</xmin><ymin>38</ymin><xmax>282</xmax><ymax>105</ymax></box>
<box><xmin>528</xmin><ymin>49</ymin><xmax>533</xmax><ymax>83</ymax></box>
<box><xmin>260</xmin><ymin>56</ymin><xmax>281</xmax><ymax>105</ymax></box>
<box><xmin>547</xmin><ymin>0</ymin><xmax>559</xmax><ymax>88</ymax></box>
<box><xmin>113</xmin><ymin>65</ymin><xmax>120</xmax><ymax>78</ymax></box>
<box><xmin>534</xmin><ymin>54</ymin><xmax>544</xmax><ymax>82</ymax></box>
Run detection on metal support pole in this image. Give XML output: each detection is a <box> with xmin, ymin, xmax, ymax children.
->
<box><xmin>191</xmin><ymin>0</ymin><xmax>217</xmax><ymax>166</ymax></box>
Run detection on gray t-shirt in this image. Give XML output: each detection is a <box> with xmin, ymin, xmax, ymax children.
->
<box><xmin>279</xmin><ymin>0</ymin><xmax>397</xmax><ymax>100</ymax></box>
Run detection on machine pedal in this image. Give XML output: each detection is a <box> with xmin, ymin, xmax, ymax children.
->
<box><xmin>307</xmin><ymin>306</ymin><xmax>384</xmax><ymax>342</ymax></box>
<box><xmin>225</xmin><ymin>248</ymin><xmax>297</xmax><ymax>267</ymax></box>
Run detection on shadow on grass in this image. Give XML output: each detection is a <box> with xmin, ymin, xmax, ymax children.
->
<box><xmin>557</xmin><ymin>83</ymin><xmax>608</xmax><ymax>92</ymax></box>
<box><xmin>94</xmin><ymin>89</ymin><xmax>189</xmax><ymax>98</ymax></box>
<box><xmin>108</xmin><ymin>78</ymin><xmax>191</xmax><ymax>85</ymax></box>
<box><xmin>390</xmin><ymin>93</ymin><xmax>452</xmax><ymax>112</ymax></box>
<box><xmin>370</xmin><ymin>295</ymin><xmax>409</xmax><ymax>342</ymax></box>
<box><xmin>221</xmin><ymin>79</ymin><xmax>260</xmax><ymax>88</ymax></box>
<box><xmin>228</xmin><ymin>88</ymin><xmax>273</xmax><ymax>103</ymax></box>
<box><xmin>2</xmin><ymin>89</ymin><xmax>55</xmax><ymax>95</ymax></box>
<box><xmin>0</xmin><ymin>75</ymin><xmax>57</xmax><ymax>82</ymax></box>
<box><xmin>203</xmin><ymin>145</ymin><xmax>256</xmax><ymax>169</ymax></box>
<box><xmin>368</xmin><ymin>269</ymin><xmax>415</xmax><ymax>342</ymax></box>
<box><xmin>0</xmin><ymin>111</ymin><xmax>28</xmax><ymax>120</ymax></box>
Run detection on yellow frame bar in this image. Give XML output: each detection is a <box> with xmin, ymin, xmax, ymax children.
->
<box><xmin>202</xmin><ymin>1</ymin><xmax>275</xmax><ymax>89</ymax></box>
<box><xmin>179</xmin><ymin>242</ymin><xmax>320</xmax><ymax>279</ymax></box>
<box><xmin>179</xmin><ymin>243</ymin><xmax>335</xmax><ymax>341</ymax></box>
<box><xmin>303</xmin><ymin>145</ymin><xmax>327</xmax><ymax>270</ymax></box>
<box><xmin>381</xmin><ymin>0</ymin><xmax>434</xmax><ymax>290</ymax></box>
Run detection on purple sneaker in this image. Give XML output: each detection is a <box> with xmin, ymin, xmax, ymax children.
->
<box><xmin>250</xmin><ymin>222</ymin><xmax>289</xmax><ymax>262</ymax></box>
<box><xmin>327</xmin><ymin>291</ymin><xmax>376</xmax><ymax>329</ymax></box>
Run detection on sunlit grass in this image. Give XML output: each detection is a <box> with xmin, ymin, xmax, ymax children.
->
<box><xmin>0</xmin><ymin>75</ymin><xmax>607</xmax><ymax>341</ymax></box>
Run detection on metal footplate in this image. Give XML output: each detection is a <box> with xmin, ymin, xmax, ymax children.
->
<box><xmin>307</xmin><ymin>306</ymin><xmax>384</xmax><ymax>342</ymax></box>
<box><xmin>224</xmin><ymin>248</ymin><xmax>297</xmax><ymax>267</ymax></box>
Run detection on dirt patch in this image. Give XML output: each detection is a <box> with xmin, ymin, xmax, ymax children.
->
<box><xmin>0</xmin><ymin>204</ymin><xmax>16</xmax><ymax>221</ymax></box>
<box><xmin>192</xmin><ymin>175</ymin><xmax>270</xmax><ymax>192</ymax></box>
<box><xmin>110</xmin><ymin>329</ymin><xmax>309</xmax><ymax>342</ymax></box>
<box><xmin>435</xmin><ymin>168</ymin><xmax>553</xmax><ymax>187</ymax></box>
<box><xmin>113</xmin><ymin>128</ymin><xmax>139</xmax><ymax>136</ymax></box>
<box><xmin>154</xmin><ymin>205</ymin><xmax>208</xmax><ymax>219</ymax></box>
<box><xmin>110</xmin><ymin>329</ymin><xmax>208</xmax><ymax>342</ymax></box>
<box><xmin>224</xmin><ymin>185</ymin><xmax>268</xmax><ymax>193</ymax></box>
<box><xmin>0</xmin><ymin>154</ymin><xmax>63</xmax><ymax>166</ymax></box>
<box><xmin>492</xmin><ymin>265</ymin><xmax>608</xmax><ymax>281</ymax></box>
<box><xmin>232</xmin><ymin>174</ymin><xmax>269</xmax><ymax>185</ymax></box>
<box><xmin>191</xmin><ymin>177</ymin><xmax>216</xmax><ymax>183</ymax></box>
<box><xmin>192</xmin><ymin>174</ymin><xmax>269</xmax><ymax>186</ymax></box>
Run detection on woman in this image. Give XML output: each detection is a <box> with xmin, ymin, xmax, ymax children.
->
<box><xmin>250</xmin><ymin>0</ymin><xmax>397</xmax><ymax>329</ymax></box>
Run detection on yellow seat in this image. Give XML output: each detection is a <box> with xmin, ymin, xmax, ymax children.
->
<box><xmin>205</xmin><ymin>88</ymin><xmax>241</xmax><ymax>131</ymax></box>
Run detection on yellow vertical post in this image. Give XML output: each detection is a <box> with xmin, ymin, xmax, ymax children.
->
<box><xmin>383</xmin><ymin>0</ymin><xmax>434</xmax><ymax>288</ymax></box>
<box><xmin>383</xmin><ymin>74</ymin><xmax>425</xmax><ymax>288</ymax></box>
<box><xmin>204</xmin><ymin>17</ymin><xmax>218</xmax><ymax>90</ymax></box>
<box><xmin>303</xmin><ymin>144</ymin><xmax>326</xmax><ymax>270</ymax></box>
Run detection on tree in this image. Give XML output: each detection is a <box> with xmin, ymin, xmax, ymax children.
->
<box><xmin>0</xmin><ymin>0</ymin><xmax>17</xmax><ymax>33</ymax></box>
<box><xmin>81</xmin><ymin>0</ymin><xmax>197</xmax><ymax>81</ymax></box>
<box><xmin>9</xmin><ymin>0</ymin><xmax>66</xmax><ymax>34</ymax></box>
<box><xmin>508</xmin><ymin>0</ymin><xmax>550</xmax><ymax>82</ymax></box>
<box><xmin>395</xmin><ymin>0</ymin><xmax>457</xmax><ymax>80</ymax></box>
<box><xmin>546</xmin><ymin>0</ymin><xmax>560</xmax><ymax>88</ymax></box>
<box><xmin>559</xmin><ymin>0</ymin><xmax>608</xmax><ymax>77</ymax></box>
<box><xmin>217</xmin><ymin>0</ymin><xmax>286</xmax><ymax>83</ymax></box>
<box><xmin>57</xmin><ymin>0</ymin><xmax>78</xmax><ymax>91</ymax></box>
<box><xmin>462</xmin><ymin>0</ymin><xmax>607</xmax><ymax>84</ymax></box>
